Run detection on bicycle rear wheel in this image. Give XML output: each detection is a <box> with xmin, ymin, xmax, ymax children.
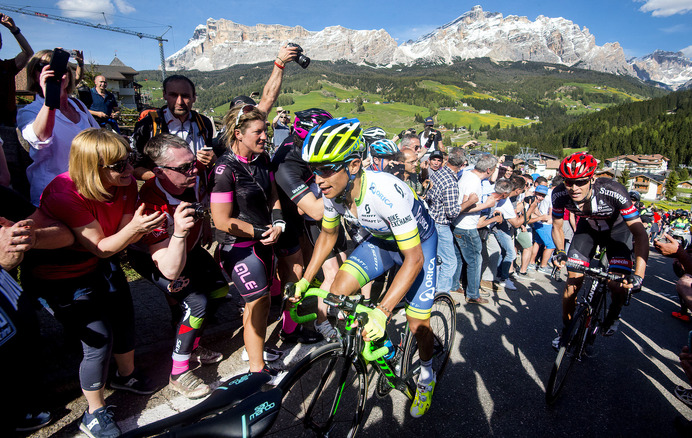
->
<box><xmin>401</xmin><ymin>292</ymin><xmax>457</xmax><ymax>385</ymax></box>
<box><xmin>545</xmin><ymin>305</ymin><xmax>589</xmax><ymax>405</ymax></box>
<box><xmin>267</xmin><ymin>342</ymin><xmax>367</xmax><ymax>438</ymax></box>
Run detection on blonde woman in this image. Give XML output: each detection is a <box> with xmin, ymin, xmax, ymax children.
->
<box><xmin>210</xmin><ymin>105</ymin><xmax>285</xmax><ymax>383</ymax></box>
<box><xmin>17</xmin><ymin>49</ymin><xmax>99</xmax><ymax>206</ymax></box>
<box><xmin>23</xmin><ymin>128</ymin><xmax>164</xmax><ymax>438</ymax></box>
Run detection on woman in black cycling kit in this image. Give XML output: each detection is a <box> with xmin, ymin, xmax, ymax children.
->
<box><xmin>210</xmin><ymin>105</ymin><xmax>285</xmax><ymax>381</ymax></box>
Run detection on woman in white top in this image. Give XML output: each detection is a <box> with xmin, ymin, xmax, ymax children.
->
<box><xmin>17</xmin><ymin>49</ymin><xmax>99</xmax><ymax>206</ymax></box>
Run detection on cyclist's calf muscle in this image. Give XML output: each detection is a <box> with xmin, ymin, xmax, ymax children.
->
<box><xmin>563</xmin><ymin>273</ymin><xmax>584</xmax><ymax>324</ymax></box>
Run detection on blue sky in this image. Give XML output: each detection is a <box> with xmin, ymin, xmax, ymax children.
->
<box><xmin>1</xmin><ymin>1</ymin><xmax>691</xmax><ymax>71</ymax></box>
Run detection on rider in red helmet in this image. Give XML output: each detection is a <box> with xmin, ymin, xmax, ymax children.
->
<box><xmin>550</xmin><ymin>153</ymin><xmax>649</xmax><ymax>350</ymax></box>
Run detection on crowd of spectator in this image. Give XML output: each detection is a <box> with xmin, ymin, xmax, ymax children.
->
<box><xmin>1</xmin><ymin>14</ymin><xmax>692</xmax><ymax>436</ymax></box>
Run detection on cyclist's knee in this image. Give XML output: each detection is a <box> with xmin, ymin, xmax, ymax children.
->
<box><xmin>330</xmin><ymin>271</ymin><xmax>361</xmax><ymax>296</ymax></box>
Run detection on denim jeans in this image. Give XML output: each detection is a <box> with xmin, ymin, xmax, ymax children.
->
<box><xmin>435</xmin><ymin>222</ymin><xmax>457</xmax><ymax>293</ymax></box>
<box><xmin>453</xmin><ymin>228</ymin><xmax>482</xmax><ymax>299</ymax></box>
<box><xmin>493</xmin><ymin>229</ymin><xmax>516</xmax><ymax>281</ymax></box>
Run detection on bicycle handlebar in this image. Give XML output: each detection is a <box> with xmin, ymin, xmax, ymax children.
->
<box><xmin>565</xmin><ymin>261</ymin><xmax>636</xmax><ymax>305</ymax></box>
<box><xmin>288</xmin><ymin>287</ymin><xmax>389</xmax><ymax>361</ymax></box>
<box><xmin>565</xmin><ymin>261</ymin><xmax>625</xmax><ymax>283</ymax></box>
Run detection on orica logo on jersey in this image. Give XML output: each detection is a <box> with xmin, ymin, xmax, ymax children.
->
<box><xmin>419</xmin><ymin>287</ymin><xmax>436</xmax><ymax>302</ymax></box>
<box><xmin>369</xmin><ymin>183</ymin><xmax>393</xmax><ymax>208</ymax></box>
<box><xmin>423</xmin><ymin>258</ymin><xmax>435</xmax><ymax>290</ymax></box>
<box><xmin>395</xmin><ymin>184</ymin><xmax>406</xmax><ymax>199</ymax></box>
<box><xmin>249</xmin><ymin>401</ymin><xmax>276</xmax><ymax>420</ymax></box>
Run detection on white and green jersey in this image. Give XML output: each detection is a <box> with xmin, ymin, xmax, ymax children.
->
<box><xmin>322</xmin><ymin>170</ymin><xmax>435</xmax><ymax>251</ymax></box>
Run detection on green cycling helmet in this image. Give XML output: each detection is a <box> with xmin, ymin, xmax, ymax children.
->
<box><xmin>302</xmin><ymin>117</ymin><xmax>364</xmax><ymax>164</ymax></box>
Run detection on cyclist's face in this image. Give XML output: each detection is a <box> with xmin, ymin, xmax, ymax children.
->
<box><xmin>315</xmin><ymin>166</ymin><xmax>348</xmax><ymax>199</ymax></box>
<box><xmin>565</xmin><ymin>177</ymin><xmax>593</xmax><ymax>203</ymax></box>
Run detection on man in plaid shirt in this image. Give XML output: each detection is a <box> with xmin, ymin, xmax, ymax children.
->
<box><xmin>426</xmin><ymin>148</ymin><xmax>467</xmax><ymax>294</ymax></box>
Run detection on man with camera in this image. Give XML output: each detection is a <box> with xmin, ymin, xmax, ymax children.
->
<box><xmin>128</xmin><ymin>134</ymin><xmax>229</xmax><ymax>399</ymax></box>
<box><xmin>88</xmin><ymin>75</ymin><xmax>120</xmax><ymax>131</ymax></box>
<box><xmin>419</xmin><ymin>117</ymin><xmax>444</xmax><ymax>160</ymax></box>
<box><xmin>272</xmin><ymin>107</ymin><xmax>291</xmax><ymax>148</ymax></box>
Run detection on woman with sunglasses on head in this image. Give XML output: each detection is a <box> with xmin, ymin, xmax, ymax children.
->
<box><xmin>21</xmin><ymin>128</ymin><xmax>165</xmax><ymax>438</ymax></box>
<box><xmin>210</xmin><ymin>104</ymin><xmax>285</xmax><ymax>383</ymax></box>
<box><xmin>550</xmin><ymin>152</ymin><xmax>649</xmax><ymax>351</ymax></box>
<box><xmin>17</xmin><ymin>49</ymin><xmax>99</xmax><ymax>206</ymax></box>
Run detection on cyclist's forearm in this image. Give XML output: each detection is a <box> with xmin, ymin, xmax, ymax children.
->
<box><xmin>629</xmin><ymin>220</ymin><xmax>649</xmax><ymax>278</ymax></box>
<box><xmin>552</xmin><ymin>219</ymin><xmax>565</xmax><ymax>251</ymax></box>
<box><xmin>303</xmin><ymin>226</ymin><xmax>338</xmax><ymax>283</ymax></box>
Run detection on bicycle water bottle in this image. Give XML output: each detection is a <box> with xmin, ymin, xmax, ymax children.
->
<box><xmin>382</xmin><ymin>338</ymin><xmax>397</xmax><ymax>361</ymax></box>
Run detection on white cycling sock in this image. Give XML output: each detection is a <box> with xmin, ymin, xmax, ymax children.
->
<box><xmin>419</xmin><ymin>358</ymin><xmax>434</xmax><ymax>385</ymax></box>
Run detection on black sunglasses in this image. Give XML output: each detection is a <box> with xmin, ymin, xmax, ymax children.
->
<box><xmin>565</xmin><ymin>178</ymin><xmax>591</xmax><ymax>187</ymax></box>
<box><xmin>310</xmin><ymin>162</ymin><xmax>346</xmax><ymax>178</ymax></box>
<box><xmin>100</xmin><ymin>153</ymin><xmax>135</xmax><ymax>173</ymax></box>
<box><xmin>159</xmin><ymin>159</ymin><xmax>197</xmax><ymax>175</ymax></box>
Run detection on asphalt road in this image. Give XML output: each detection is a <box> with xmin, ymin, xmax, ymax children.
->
<box><xmin>26</xmin><ymin>247</ymin><xmax>692</xmax><ymax>437</ymax></box>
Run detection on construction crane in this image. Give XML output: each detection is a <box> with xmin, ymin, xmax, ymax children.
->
<box><xmin>0</xmin><ymin>3</ymin><xmax>170</xmax><ymax>80</ymax></box>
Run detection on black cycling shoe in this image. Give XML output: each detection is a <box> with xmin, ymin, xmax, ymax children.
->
<box><xmin>280</xmin><ymin>325</ymin><xmax>323</xmax><ymax>344</ymax></box>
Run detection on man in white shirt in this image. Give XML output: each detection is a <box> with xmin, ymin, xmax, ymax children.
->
<box><xmin>453</xmin><ymin>154</ymin><xmax>499</xmax><ymax>304</ymax></box>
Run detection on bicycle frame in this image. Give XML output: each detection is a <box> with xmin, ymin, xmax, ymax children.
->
<box><xmin>289</xmin><ymin>288</ymin><xmax>416</xmax><ymax>399</ymax></box>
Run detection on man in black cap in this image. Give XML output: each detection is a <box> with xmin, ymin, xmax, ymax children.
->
<box><xmin>419</xmin><ymin>116</ymin><xmax>444</xmax><ymax>161</ymax></box>
<box><xmin>428</xmin><ymin>150</ymin><xmax>444</xmax><ymax>174</ymax></box>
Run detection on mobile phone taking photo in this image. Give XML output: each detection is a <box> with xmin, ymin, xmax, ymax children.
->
<box><xmin>45</xmin><ymin>48</ymin><xmax>70</xmax><ymax>109</ymax></box>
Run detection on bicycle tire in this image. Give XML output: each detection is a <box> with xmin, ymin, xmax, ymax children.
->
<box><xmin>267</xmin><ymin>342</ymin><xmax>367</xmax><ymax>438</ymax></box>
<box><xmin>545</xmin><ymin>305</ymin><xmax>589</xmax><ymax>405</ymax></box>
<box><xmin>401</xmin><ymin>292</ymin><xmax>456</xmax><ymax>386</ymax></box>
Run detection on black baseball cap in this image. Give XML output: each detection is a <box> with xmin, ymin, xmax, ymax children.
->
<box><xmin>231</xmin><ymin>95</ymin><xmax>256</xmax><ymax>107</ymax></box>
<box><xmin>424</xmin><ymin>117</ymin><xmax>434</xmax><ymax>126</ymax></box>
<box><xmin>430</xmin><ymin>150</ymin><xmax>443</xmax><ymax>160</ymax></box>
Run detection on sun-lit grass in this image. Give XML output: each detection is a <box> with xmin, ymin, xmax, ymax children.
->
<box><xmin>420</xmin><ymin>80</ymin><xmax>498</xmax><ymax>100</ymax></box>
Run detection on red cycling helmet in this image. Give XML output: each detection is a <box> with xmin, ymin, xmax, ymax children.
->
<box><xmin>559</xmin><ymin>153</ymin><xmax>598</xmax><ymax>179</ymax></box>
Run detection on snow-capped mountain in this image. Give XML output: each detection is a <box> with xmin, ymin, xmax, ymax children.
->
<box><xmin>630</xmin><ymin>50</ymin><xmax>692</xmax><ymax>90</ymax></box>
<box><xmin>166</xmin><ymin>5</ymin><xmax>692</xmax><ymax>90</ymax></box>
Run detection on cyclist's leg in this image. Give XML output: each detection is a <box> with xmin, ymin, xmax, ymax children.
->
<box><xmin>604</xmin><ymin>223</ymin><xmax>635</xmax><ymax>331</ymax></box>
<box><xmin>403</xmin><ymin>234</ymin><xmax>438</xmax><ymax>363</ymax></box>
<box><xmin>335</xmin><ymin>236</ymin><xmax>395</xmax><ymax>297</ymax></box>
<box><xmin>222</xmin><ymin>243</ymin><xmax>273</xmax><ymax>372</ymax></box>
<box><xmin>563</xmin><ymin>223</ymin><xmax>597</xmax><ymax>325</ymax></box>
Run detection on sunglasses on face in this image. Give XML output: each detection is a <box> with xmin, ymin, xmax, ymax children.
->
<box><xmin>159</xmin><ymin>159</ymin><xmax>197</xmax><ymax>175</ymax></box>
<box><xmin>235</xmin><ymin>104</ymin><xmax>255</xmax><ymax>126</ymax></box>
<box><xmin>310</xmin><ymin>162</ymin><xmax>346</xmax><ymax>178</ymax></box>
<box><xmin>565</xmin><ymin>178</ymin><xmax>591</xmax><ymax>187</ymax></box>
<box><xmin>100</xmin><ymin>153</ymin><xmax>135</xmax><ymax>173</ymax></box>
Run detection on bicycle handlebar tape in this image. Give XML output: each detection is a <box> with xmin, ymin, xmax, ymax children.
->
<box><xmin>288</xmin><ymin>286</ymin><xmax>326</xmax><ymax>324</ymax></box>
<box><xmin>362</xmin><ymin>340</ymin><xmax>389</xmax><ymax>362</ymax></box>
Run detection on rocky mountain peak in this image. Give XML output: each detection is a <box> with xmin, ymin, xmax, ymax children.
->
<box><xmin>165</xmin><ymin>6</ymin><xmax>691</xmax><ymax>89</ymax></box>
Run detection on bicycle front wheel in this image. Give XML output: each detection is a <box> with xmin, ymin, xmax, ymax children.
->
<box><xmin>545</xmin><ymin>305</ymin><xmax>589</xmax><ymax>405</ymax></box>
<box><xmin>401</xmin><ymin>292</ymin><xmax>457</xmax><ymax>386</ymax></box>
<box><xmin>267</xmin><ymin>342</ymin><xmax>367</xmax><ymax>438</ymax></box>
